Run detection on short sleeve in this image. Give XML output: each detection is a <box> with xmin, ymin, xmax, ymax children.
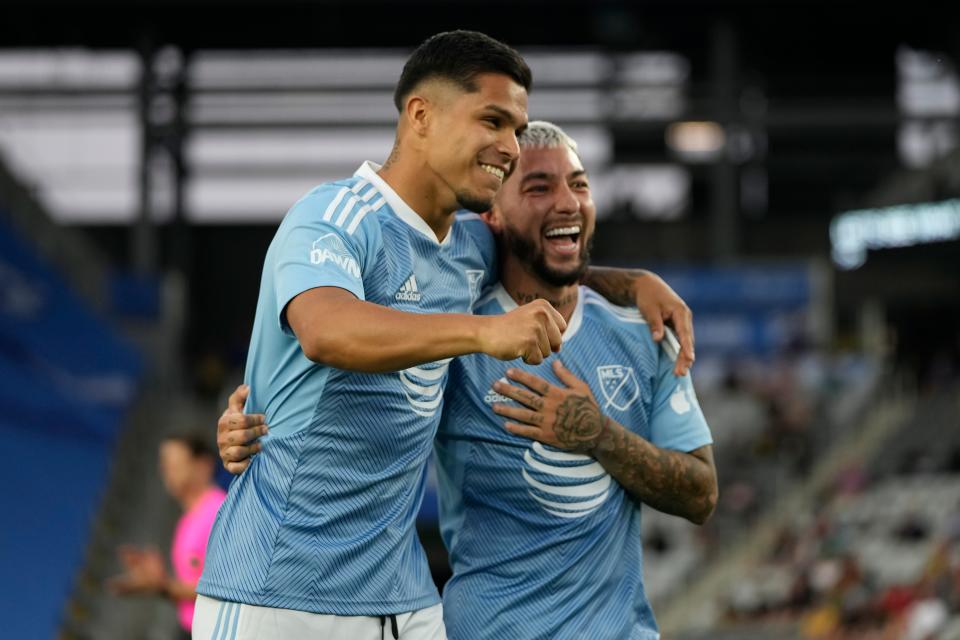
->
<box><xmin>648</xmin><ymin>343</ymin><xmax>713</xmax><ymax>453</ymax></box>
<box><xmin>273</xmin><ymin>188</ymin><xmax>377</xmax><ymax>335</ymax></box>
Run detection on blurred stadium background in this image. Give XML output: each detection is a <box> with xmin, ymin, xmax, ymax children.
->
<box><xmin>2</xmin><ymin>1</ymin><xmax>959</xmax><ymax>638</ymax></box>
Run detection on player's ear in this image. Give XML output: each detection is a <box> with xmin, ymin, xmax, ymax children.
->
<box><xmin>483</xmin><ymin>206</ymin><xmax>503</xmax><ymax>234</ymax></box>
<box><xmin>403</xmin><ymin>94</ymin><xmax>431</xmax><ymax>137</ymax></box>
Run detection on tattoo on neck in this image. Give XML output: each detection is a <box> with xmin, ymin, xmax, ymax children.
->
<box><xmin>553</xmin><ymin>395</ymin><xmax>605</xmax><ymax>452</ymax></box>
<box><xmin>514</xmin><ymin>290</ymin><xmax>578</xmax><ymax>309</ymax></box>
<box><xmin>382</xmin><ymin>145</ymin><xmax>400</xmax><ymax>171</ymax></box>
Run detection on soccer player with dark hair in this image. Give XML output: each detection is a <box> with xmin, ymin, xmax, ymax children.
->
<box><xmin>196</xmin><ymin>31</ymin><xmax>696</xmax><ymax>640</ymax></box>
<box><xmin>219</xmin><ymin>121</ymin><xmax>716</xmax><ymax>639</ymax></box>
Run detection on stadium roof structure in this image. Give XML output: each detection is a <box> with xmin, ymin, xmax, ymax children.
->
<box><xmin>2</xmin><ymin>0</ymin><xmax>958</xmax><ymax>332</ymax></box>
<box><xmin>3</xmin><ymin>0</ymin><xmax>956</xmax><ymax>222</ymax></box>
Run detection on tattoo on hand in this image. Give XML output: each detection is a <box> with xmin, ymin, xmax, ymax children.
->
<box><xmin>522</xmin><ymin>392</ymin><xmax>544</xmax><ymax>410</ymax></box>
<box><xmin>554</xmin><ymin>395</ymin><xmax>604</xmax><ymax>451</ymax></box>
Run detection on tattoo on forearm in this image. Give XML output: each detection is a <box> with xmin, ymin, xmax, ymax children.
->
<box><xmin>593</xmin><ymin>422</ymin><xmax>717</xmax><ymax>524</ymax></box>
<box><xmin>553</xmin><ymin>395</ymin><xmax>605</xmax><ymax>451</ymax></box>
<box><xmin>582</xmin><ymin>267</ymin><xmax>641</xmax><ymax>307</ymax></box>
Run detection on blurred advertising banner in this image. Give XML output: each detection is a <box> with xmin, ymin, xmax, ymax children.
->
<box><xmin>651</xmin><ymin>262</ymin><xmax>831</xmax><ymax>356</ymax></box>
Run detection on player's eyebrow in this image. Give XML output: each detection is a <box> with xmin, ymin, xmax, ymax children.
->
<box><xmin>519</xmin><ymin>171</ymin><xmax>556</xmax><ymax>185</ymax></box>
<box><xmin>481</xmin><ymin>104</ymin><xmax>526</xmax><ymax>129</ymax></box>
<box><xmin>520</xmin><ymin>170</ymin><xmax>588</xmax><ymax>185</ymax></box>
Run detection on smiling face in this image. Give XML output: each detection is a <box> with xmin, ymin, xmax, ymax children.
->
<box><xmin>421</xmin><ymin>73</ymin><xmax>529</xmax><ymax>213</ymax></box>
<box><xmin>492</xmin><ymin>145</ymin><xmax>596</xmax><ymax>287</ymax></box>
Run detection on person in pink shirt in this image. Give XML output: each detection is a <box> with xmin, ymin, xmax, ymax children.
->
<box><xmin>110</xmin><ymin>433</ymin><xmax>226</xmax><ymax>637</ymax></box>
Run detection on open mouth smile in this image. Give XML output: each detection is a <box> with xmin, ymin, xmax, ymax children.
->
<box><xmin>480</xmin><ymin>163</ymin><xmax>506</xmax><ymax>182</ymax></box>
<box><xmin>543</xmin><ymin>224</ymin><xmax>582</xmax><ymax>256</ymax></box>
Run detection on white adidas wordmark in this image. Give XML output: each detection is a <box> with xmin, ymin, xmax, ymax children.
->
<box><xmin>395</xmin><ymin>274</ymin><xmax>422</xmax><ymax>302</ymax></box>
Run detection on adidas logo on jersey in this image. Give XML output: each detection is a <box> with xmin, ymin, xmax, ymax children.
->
<box><xmin>395</xmin><ymin>274</ymin><xmax>422</xmax><ymax>302</ymax></box>
<box><xmin>483</xmin><ymin>377</ymin><xmax>511</xmax><ymax>404</ymax></box>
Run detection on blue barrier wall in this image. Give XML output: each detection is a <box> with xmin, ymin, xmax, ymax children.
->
<box><xmin>0</xmin><ymin>211</ymin><xmax>141</xmax><ymax>639</ymax></box>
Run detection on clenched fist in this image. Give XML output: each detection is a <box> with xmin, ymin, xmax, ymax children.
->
<box><xmin>477</xmin><ymin>299</ymin><xmax>567</xmax><ymax>365</ymax></box>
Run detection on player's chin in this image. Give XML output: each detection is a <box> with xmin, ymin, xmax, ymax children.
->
<box><xmin>543</xmin><ymin>251</ymin><xmax>584</xmax><ymax>274</ymax></box>
<box><xmin>542</xmin><ymin>261</ymin><xmax>586</xmax><ymax>287</ymax></box>
<box><xmin>455</xmin><ymin>188</ymin><xmax>495</xmax><ymax>214</ymax></box>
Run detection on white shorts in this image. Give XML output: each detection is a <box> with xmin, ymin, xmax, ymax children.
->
<box><xmin>192</xmin><ymin>594</ymin><xmax>446</xmax><ymax>640</ymax></box>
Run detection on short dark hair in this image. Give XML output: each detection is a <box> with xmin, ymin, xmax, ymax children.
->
<box><xmin>163</xmin><ymin>432</ymin><xmax>216</xmax><ymax>462</ymax></box>
<box><xmin>393</xmin><ymin>30</ymin><xmax>532</xmax><ymax>112</ymax></box>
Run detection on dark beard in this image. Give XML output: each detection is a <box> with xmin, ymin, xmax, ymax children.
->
<box><xmin>502</xmin><ymin>225</ymin><xmax>593</xmax><ymax>288</ymax></box>
<box><xmin>455</xmin><ymin>190</ymin><xmax>494</xmax><ymax>214</ymax></box>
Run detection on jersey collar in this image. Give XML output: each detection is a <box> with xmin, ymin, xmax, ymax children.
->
<box><xmin>354</xmin><ymin>161</ymin><xmax>452</xmax><ymax>246</ymax></box>
<box><xmin>487</xmin><ymin>283</ymin><xmax>585</xmax><ymax>343</ymax></box>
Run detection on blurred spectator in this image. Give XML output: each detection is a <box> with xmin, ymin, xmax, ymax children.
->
<box><xmin>724</xmin><ymin>467</ymin><xmax>960</xmax><ymax>639</ymax></box>
<box><xmin>699</xmin><ymin>369</ymin><xmax>766</xmax><ymax>452</ymax></box>
<box><xmin>109</xmin><ymin>433</ymin><xmax>226</xmax><ymax>639</ymax></box>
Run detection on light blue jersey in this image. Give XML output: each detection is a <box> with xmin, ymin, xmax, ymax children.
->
<box><xmin>435</xmin><ymin>284</ymin><xmax>713</xmax><ymax>640</ymax></box>
<box><xmin>198</xmin><ymin>162</ymin><xmax>495</xmax><ymax>615</ymax></box>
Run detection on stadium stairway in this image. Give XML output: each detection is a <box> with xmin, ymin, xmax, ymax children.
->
<box><xmin>659</xmin><ymin>370</ymin><xmax>916</xmax><ymax>636</ymax></box>
<box><xmin>59</xmin><ymin>392</ymin><xmax>217</xmax><ymax>640</ymax></box>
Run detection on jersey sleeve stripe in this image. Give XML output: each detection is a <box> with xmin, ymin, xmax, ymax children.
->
<box><xmin>333</xmin><ymin>183</ymin><xmax>377</xmax><ymax>230</ymax></box>
<box><xmin>346</xmin><ymin>196</ymin><xmax>386</xmax><ymax>235</ymax></box>
<box><xmin>325</xmin><ymin>180</ymin><xmax>370</xmax><ymax>224</ymax></box>
<box><xmin>321</xmin><ymin>186</ymin><xmax>351</xmax><ymax>222</ymax></box>
<box><xmin>334</xmin><ymin>194</ymin><xmax>362</xmax><ymax>227</ymax></box>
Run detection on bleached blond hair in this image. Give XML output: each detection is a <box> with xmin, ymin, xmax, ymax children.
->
<box><xmin>517</xmin><ymin>120</ymin><xmax>579</xmax><ymax>157</ymax></box>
